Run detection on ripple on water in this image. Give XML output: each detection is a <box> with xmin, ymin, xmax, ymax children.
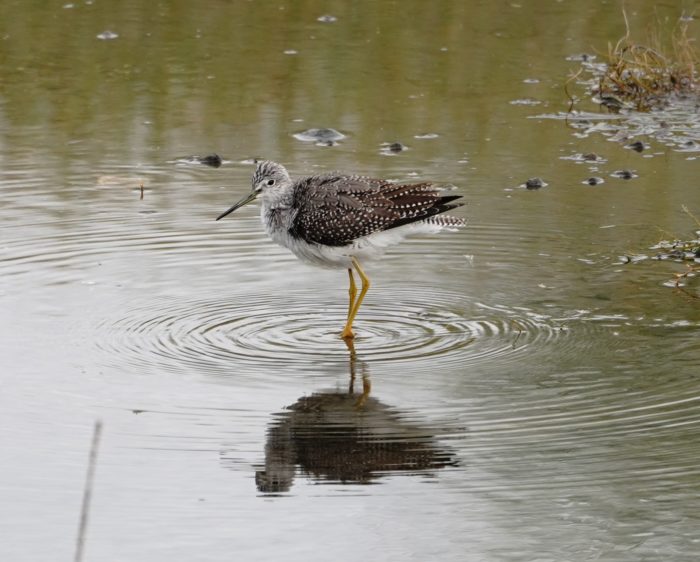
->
<box><xmin>0</xmin><ymin>213</ymin><xmax>276</xmax><ymax>288</ymax></box>
<box><xmin>94</xmin><ymin>287</ymin><xmax>601</xmax><ymax>377</ymax></box>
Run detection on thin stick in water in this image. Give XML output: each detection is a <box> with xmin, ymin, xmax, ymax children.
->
<box><xmin>75</xmin><ymin>420</ymin><xmax>102</xmax><ymax>562</ymax></box>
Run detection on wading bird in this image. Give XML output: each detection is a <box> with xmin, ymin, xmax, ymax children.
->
<box><xmin>217</xmin><ymin>160</ymin><xmax>465</xmax><ymax>339</ymax></box>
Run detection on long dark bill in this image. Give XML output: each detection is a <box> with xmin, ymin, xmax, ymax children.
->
<box><xmin>216</xmin><ymin>191</ymin><xmax>258</xmax><ymax>221</ymax></box>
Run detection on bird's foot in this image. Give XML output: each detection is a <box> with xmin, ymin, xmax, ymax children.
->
<box><xmin>340</xmin><ymin>328</ymin><xmax>355</xmax><ymax>340</ymax></box>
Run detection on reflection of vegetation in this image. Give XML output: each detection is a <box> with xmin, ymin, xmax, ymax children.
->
<box><xmin>644</xmin><ymin>207</ymin><xmax>700</xmax><ymax>295</ymax></box>
<box><xmin>653</xmin><ymin>206</ymin><xmax>700</xmax><ymax>259</ymax></box>
<box><xmin>657</xmin><ymin>207</ymin><xmax>700</xmax><ymax>293</ymax></box>
<box><xmin>670</xmin><ymin>265</ymin><xmax>700</xmax><ymax>295</ymax></box>
<box><xmin>596</xmin><ymin>13</ymin><xmax>697</xmax><ymax>111</ymax></box>
<box><xmin>619</xmin><ymin>207</ymin><xmax>700</xmax><ymax>295</ymax></box>
<box><xmin>0</xmin><ymin>2</ymin><xmax>501</xmax><ymax>146</ymax></box>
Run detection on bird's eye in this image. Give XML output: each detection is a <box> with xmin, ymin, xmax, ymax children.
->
<box><xmin>266</xmin><ymin>179</ymin><xmax>275</xmax><ymax>186</ymax></box>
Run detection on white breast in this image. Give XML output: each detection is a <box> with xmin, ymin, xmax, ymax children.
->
<box><xmin>263</xmin><ymin>210</ymin><xmax>446</xmax><ymax>270</ymax></box>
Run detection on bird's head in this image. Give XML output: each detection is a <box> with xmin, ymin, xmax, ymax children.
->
<box><xmin>216</xmin><ymin>160</ymin><xmax>291</xmax><ymax>221</ymax></box>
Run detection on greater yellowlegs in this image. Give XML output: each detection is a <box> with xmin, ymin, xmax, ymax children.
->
<box><xmin>216</xmin><ymin>160</ymin><xmax>465</xmax><ymax>339</ymax></box>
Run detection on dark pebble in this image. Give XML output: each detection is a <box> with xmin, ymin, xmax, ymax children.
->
<box><xmin>584</xmin><ymin>177</ymin><xmax>604</xmax><ymax>186</ymax></box>
<box><xmin>599</xmin><ymin>94</ymin><xmax>624</xmax><ymax>112</ymax></box>
<box><xmin>388</xmin><ymin>142</ymin><xmax>406</xmax><ymax>153</ymax></box>
<box><xmin>612</xmin><ymin>170</ymin><xmax>634</xmax><ymax>179</ymax></box>
<box><xmin>525</xmin><ymin>177</ymin><xmax>545</xmax><ymax>189</ymax></box>
<box><xmin>627</xmin><ymin>141</ymin><xmax>645</xmax><ymax>152</ymax></box>
<box><xmin>567</xmin><ymin>53</ymin><xmax>594</xmax><ymax>62</ymax></box>
<box><xmin>582</xmin><ymin>153</ymin><xmax>599</xmax><ymax>161</ymax></box>
<box><xmin>199</xmin><ymin>154</ymin><xmax>223</xmax><ymax>168</ymax></box>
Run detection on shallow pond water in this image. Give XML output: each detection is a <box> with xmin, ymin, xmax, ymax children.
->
<box><xmin>2</xmin><ymin>2</ymin><xmax>700</xmax><ymax>561</ymax></box>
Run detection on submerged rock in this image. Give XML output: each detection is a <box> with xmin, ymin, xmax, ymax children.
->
<box><xmin>509</xmin><ymin>98</ymin><xmax>542</xmax><ymax>106</ymax></box>
<box><xmin>199</xmin><ymin>154</ymin><xmax>223</xmax><ymax>167</ymax></box>
<box><xmin>560</xmin><ymin>152</ymin><xmax>607</xmax><ymax>164</ymax></box>
<box><xmin>611</xmin><ymin>169</ymin><xmax>636</xmax><ymax>179</ymax></box>
<box><xmin>650</xmin><ymin>237</ymin><xmax>700</xmax><ymax>262</ymax></box>
<box><xmin>96</xmin><ymin>30</ymin><xmax>118</xmax><ymax>40</ymax></box>
<box><xmin>293</xmin><ymin>128</ymin><xmax>345</xmax><ymax>145</ymax></box>
<box><xmin>618</xmin><ymin>254</ymin><xmax>649</xmax><ymax>264</ymax></box>
<box><xmin>173</xmin><ymin>154</ymin><xmax>224</xmax><ymax>167</ymax></box>
<box><xmin>597</xmin><ymin>93</ymin><xmax>627</xmax><ymax>112</ymax></box>
<box><xmin>380</xmin><ymin>141</ymin><xmax>407</xmax><ymax>155</ymax></box>
<box><xmin>523</xmin><ymin>177</ymin><xmax>546</xmax><ymax>190</ymax></box>
<box><xmin>566</xmin><ymin>53</ymin><xmax>596</xmax><ymax>62</ymax></box>
<box><xmin>584</xmin><ymin>177</ymin><xmax>605</xmax><ymax>186</ymax></box>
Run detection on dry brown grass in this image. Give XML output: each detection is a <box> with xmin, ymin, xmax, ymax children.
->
<box><xmin>595</xmin><ymin>12</ymin><xmax>698</xmax><ymax>111</ymax></box>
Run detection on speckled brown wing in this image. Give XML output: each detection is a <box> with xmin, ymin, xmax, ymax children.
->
<box><xmin>290</xmin><ymin>173</ymin><xmax>463</xmax><ymax>247</ymax></box>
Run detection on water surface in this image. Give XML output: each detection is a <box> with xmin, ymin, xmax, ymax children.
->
<box><xmin>2</xmin><ymin>2</ymin><xmax>700</xmax><ymax>561</ymax></box>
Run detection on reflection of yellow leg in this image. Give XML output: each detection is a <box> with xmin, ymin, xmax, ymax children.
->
<box><xmin>341</xmin><ymin>257</ymin><xmax>370</xmax><ymax>339</ymax></box>
<box><xmin>354</xmin><ymin>371</ymin><xmax>371</xmax><ymax>409</ymax></box>
<box><xmin>345</xmin><ymin>336</ymin><xmax>357</xmax><ymax>393</ymax></box>
<box><xmin>344</xmin><ymin>337</ymin><xmax>370</xmax><ymax>408</ymax></box>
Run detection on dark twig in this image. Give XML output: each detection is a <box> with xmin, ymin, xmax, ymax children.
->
<box><xmin>75</xmin><ymin>420</ymin><xmax>102</xmax><ymax>562</ymax></box>
<box><xmin>564</xmin><ymin>67</ymin><xmax>583</xmax><ymax>122</ymax></box>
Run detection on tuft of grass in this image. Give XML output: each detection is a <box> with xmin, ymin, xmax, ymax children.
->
<box><xmin>595</xmin><ymin>11</ymin><xmax>698</xmax><ymax>112</ymax></box>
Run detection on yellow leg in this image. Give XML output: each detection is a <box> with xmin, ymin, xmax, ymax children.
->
<box><xmin>341</xmin><ymin>257</ymin><xmax>370</xmax><ymax>340</ymax></box>
<box><xmin>346</xmin><ymin>268</ymin><xmax>357</xmax><ymax>321</ymax></box>
<box><xmin>341</xmin><ymin>267</ymin><xmax>357</xmax><ymax>339</ymax></box>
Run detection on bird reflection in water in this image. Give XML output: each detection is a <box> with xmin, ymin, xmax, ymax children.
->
<box><xmin>255</xmin><ymin>340</ymin><xmax>457</xmax><ymax>493</ymax></box>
